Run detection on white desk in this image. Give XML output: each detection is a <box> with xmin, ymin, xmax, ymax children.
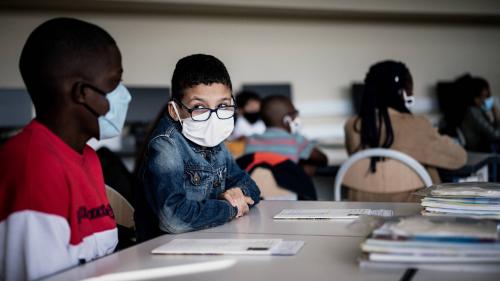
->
<box><xmin>40</xmin><ymin>202</ymin><xmax>499</xmax><ymax>281</ymax></box>
<box><xmin>41</xmin><ymin>232</ymin><xmax>406</xmax><ymax>281</ymax></box>
<box><xmin>201</xmin><ymin>200</ymin><xmax>421</xmax><ymax>237</ymax></box>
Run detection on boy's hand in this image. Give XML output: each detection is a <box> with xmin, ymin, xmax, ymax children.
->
<box><xmin>221</xmin><ymin>187</ymin><xmax>254</xmax><ymax>218</ymax></box>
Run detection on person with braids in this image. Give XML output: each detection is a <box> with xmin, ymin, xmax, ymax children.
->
<box><xmin>343</xmin><ymin>60</ymin><xmax>466</xmax><ymax>202</ymax></box>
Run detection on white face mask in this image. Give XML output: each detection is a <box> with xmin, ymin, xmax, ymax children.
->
<box><xmin>402</xmin><ymin>90</ymin><xmax>415</xmax><ymax>110</ymax></box>
<box><xmin>283</xmin><ymin>115</ymin><xmax>301</xmax><ymax>134</ymax></box>
<box><xmin>171</xmin><ymin>101</ymin><xmax>234</xmax><ymax>147</ymax></box>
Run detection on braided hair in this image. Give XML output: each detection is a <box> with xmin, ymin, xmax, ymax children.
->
<box><xmin>358</xmin><ymin>60</ymin><xmax>412</xmax><ymax>172</ymax></box>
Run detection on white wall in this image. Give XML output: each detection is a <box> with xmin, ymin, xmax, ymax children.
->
<box><xmin>1</xmin><ymin>10</ymin><xmax>500</xmax><ymax>142</ymax></box>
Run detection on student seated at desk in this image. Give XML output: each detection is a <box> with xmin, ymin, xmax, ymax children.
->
<box><xmin>134</xmin><ymin>54</ymin><xmax>260</xmax><ymax>241</ymax></box>
<box><xmin>0</xmin><ymin>18</ymin><xmax>130</xmax><ymax>280</ymax></box>
<box><xmin>461</xmin><ymin>76</ymin><xmax>500</xmax><ymax>153</ymax></box>
<box><xmin>244</xmin><ymin>95</ymin><xmax>328</xmax><ymax>175</ymax></box>
<box><xmin>226</xmin><ymin>91</ymin><xmax>266</xmax><ymax>158</ymax></box>
<box><xmin>344</xmin><ymin>60</ymin><xmax>466</xmax><ymax>202</ymax></box>
<box><xmin>230</xmin><ymin>90</ymin><xmax>266</xmax><ymax>140</ymax></box>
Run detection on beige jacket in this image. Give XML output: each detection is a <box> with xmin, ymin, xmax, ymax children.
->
<box><xmin>343</xmin><ymin>109</ymin><xmax>467</xmax><ymax>201</ymax></box>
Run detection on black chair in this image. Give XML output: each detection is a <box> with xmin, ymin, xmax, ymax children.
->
<box><xmin>436</xmin><ymin>75</ymin><xmax>471</xmax><ymax>145</ymax></box>
<box><xmin>97</xmin><ymin>147</ymin><xmax>136</xmax><ymax>249</ymax></box>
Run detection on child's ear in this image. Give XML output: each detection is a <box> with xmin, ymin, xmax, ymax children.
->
<box><xmin>282</xmin><ymin>115</ymin><xmax>292</xmax><ymax>133</ymax></box>
<box><xmin>167</xmin><ymin>101</ymin><xmax>179</xmax><ymax>121</ymax></box>
<box><xmin>71</xmin><ymin>81</ymin><xmax>87</xmax><ymax>104</ymax></box>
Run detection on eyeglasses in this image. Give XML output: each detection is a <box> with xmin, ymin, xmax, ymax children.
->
<box><xmin>174</xmin><ymin>99</ymin><xmax>236</xmax><ymax>122</ymax></box>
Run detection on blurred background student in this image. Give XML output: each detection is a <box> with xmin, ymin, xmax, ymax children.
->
<box><xmin>343</xmin><ymin>60</ymin><xmax>467</xmax><ymax>202</ymax></box>
<box><xmin>244</xmin><ymin>95</ymin><xmax>327</xmax><ymax>180</ymax></box>
<box><xmin>461</xmin><ymin>76</ymin><xmax>500</xmax><ymax>153</ymax></box>
<box><xmin>230</xmin><ymin>90</ymin><xmax>266</xmax><ymax>140</ymax></box>
<box><xmin>225</xmin><ymin>90</ymin><xmax>266</xmax><ymax>158</ymax></box>
<box><xmin>239</xmin><ymin>95</ymin><xmax>326</xmax><ymax>200</ymax></box>
<box><xmin>245</xmin><ymin>95</ymin><xmax>327</xmax><ymax>169</ymax></box>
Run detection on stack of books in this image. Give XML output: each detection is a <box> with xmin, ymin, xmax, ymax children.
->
<box><xmin>419</xmin><ymin>182</ymin><xmax>500</xmax><ymax>220</ymax></box>
<box><xmin>359</xmin><ymin>216</ymin><xmax>500</xmax><ymax>270</ymax></box>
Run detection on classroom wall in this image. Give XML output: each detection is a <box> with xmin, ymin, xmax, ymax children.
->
<box><xmin>1</xmin><ymin>4</ymin><xmax>500</xmax><ymax>142</ymax></box>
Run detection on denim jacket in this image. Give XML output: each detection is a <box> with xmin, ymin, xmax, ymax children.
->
<box><xmin>135</xmin><ymin>114</ymin><xmax>260</xmax><ymax>239</ymax></box>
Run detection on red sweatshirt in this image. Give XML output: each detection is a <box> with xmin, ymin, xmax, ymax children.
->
<box><xmin>0</xmin><ymin>120</ymin><xmax>117</xmax><ymax>281</ymax></box>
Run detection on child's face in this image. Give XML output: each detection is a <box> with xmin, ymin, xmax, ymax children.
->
<box><xmin>243</xmin><ymin>99</ymin><xmax>261</xmax><ymax>114</ymax></box>
<box><xmin>475</xmin><ymin>87</ymin><xmax>492</xmax><ymax>107</ymax></box>
<box><xmin>170</xmin><ymin>83</ymin><xmax>232</xmax><ymax>120</ymax></box>
<box><xmin>79</xmin><ymin>45</ymin><xmax>123</xmax><ymax>138</ymax></box>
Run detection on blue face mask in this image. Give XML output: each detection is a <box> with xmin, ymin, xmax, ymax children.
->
<box><xmin>482</xmin><ymin>96</ymin><xmax>495</xmax><ymax>112</ymax></box>
<box><xmin>84</xmin><ymin>83</ymin><xmax>132</xmax><ymax>140</ymax></box>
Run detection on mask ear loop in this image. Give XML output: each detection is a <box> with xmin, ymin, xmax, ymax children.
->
<box><xmin>170</xmin><ymin>101</ymin><xmax>183</xmax><ymax>125</ymax></box>
<box><xmin>283</xmin><ymin>115</ymin><xmax>292</xmax><ymax>128</ymax></box>
<box><xmin>77</xmin><ymin>82</ymin><xmax>103</xmax><ymax>118</ymax></box>
<box><xmin>402</xmin><ymin>90</ymin><xmax>415</xmax><ymax>106</ymax></box>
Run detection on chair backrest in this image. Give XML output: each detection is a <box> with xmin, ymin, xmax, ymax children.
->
<box><xmin>105</xmin><ymin>184</ymin><xmax>135</xmax><ymax>229</ymax></box>
<box><xmin>237</xmin><ymin>152</ymin><xmax>317</xmax><ymax>200</ymax></box>
<box><xmin>334</xmin><ymin>148</ymin><xmax>433</xmax><ymax>201</ymax></box>
<box><xmin>250</xmin><ymin>167</ymin><xmax>298</xmax><ymax>200</ymax></box>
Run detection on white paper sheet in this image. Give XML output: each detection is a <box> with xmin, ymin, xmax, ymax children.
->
<box><xmin>151</xmin><ymin>239</ymin><xmax>303</xmax><ymax>256</ymax></box>
<box><xmin>273</xmin><ymin>208</ymin><xmax>394</xmax><ymax>220</ymax></box>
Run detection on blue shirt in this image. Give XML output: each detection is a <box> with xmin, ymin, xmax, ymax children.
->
<box><xmin>135</xmin><ymin>115</ymin><xmax>260</xmax><ymax>240</ymax></box>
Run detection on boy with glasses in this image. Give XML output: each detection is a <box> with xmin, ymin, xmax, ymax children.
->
<box><xmin>134</xmin><ymin>54</ymin><xmax>260</xmax><ymax>241</ymax></box>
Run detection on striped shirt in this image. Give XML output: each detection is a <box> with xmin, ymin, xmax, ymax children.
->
<box><xmin>244</xmin><ymin>128</ymin><xmax>315</xmax><ymax>163</ymax></box>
